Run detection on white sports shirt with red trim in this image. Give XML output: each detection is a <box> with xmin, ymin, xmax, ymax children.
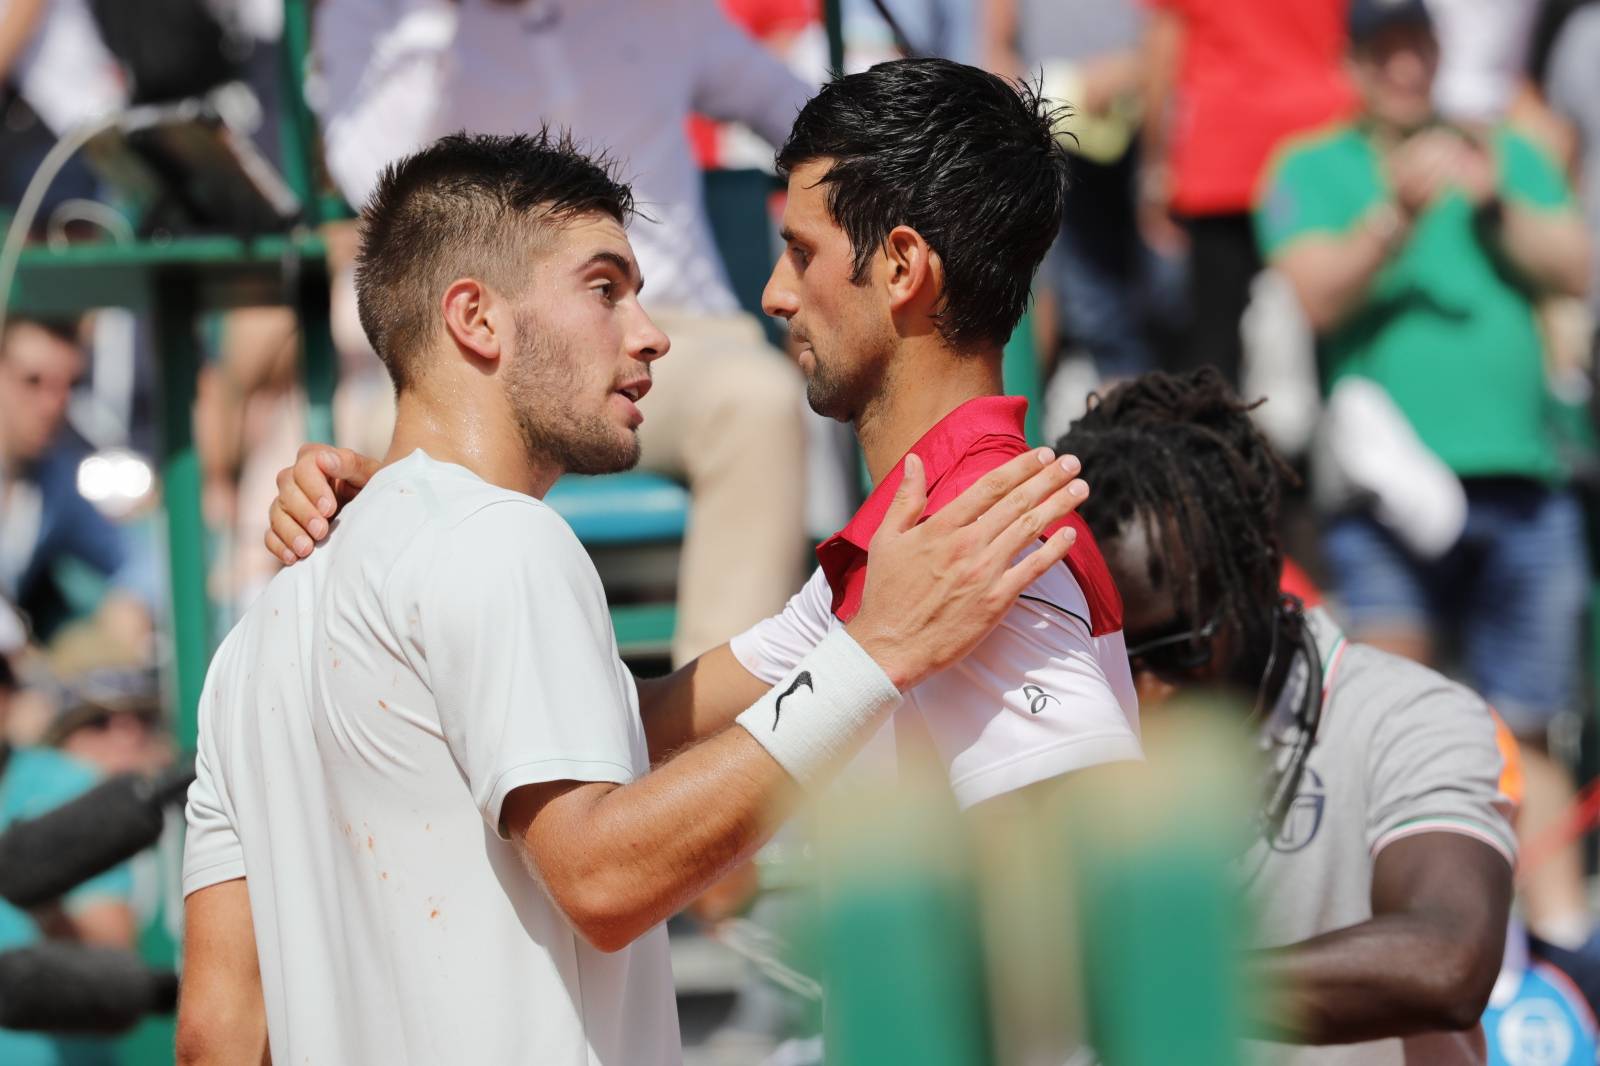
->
<box><xmin>731</xmin><ymin>396</ymin><xmax>1141</xmax><ymax>808</ymax></box>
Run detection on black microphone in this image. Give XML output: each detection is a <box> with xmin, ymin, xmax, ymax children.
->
<box><xmin>0</xmin><ymin>944</ymin><xmax>178</xmax><ymax>1034</ymax></box>
<box><xmin>0</xmin><ymin>761</ymin><xmax>195</xmax><ymax>909</ymax></box>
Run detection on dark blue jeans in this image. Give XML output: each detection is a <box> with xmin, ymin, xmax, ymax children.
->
<box><xmin>1322</xmin><ymin>480</ymin><xmax>1590</xmax><ymax>733</ymax></box>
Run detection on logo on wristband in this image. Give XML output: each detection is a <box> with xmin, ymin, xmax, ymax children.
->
<box><xmin>774</xmin><ymin>671</ymin><xmax>814</xmax><ymax>730</ymax></box>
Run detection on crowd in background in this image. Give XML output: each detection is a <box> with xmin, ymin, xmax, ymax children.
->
<box><xmin>1</xmin><ymin>0</ymin><xmax>1599</xmax><ymax>1063</ymax></box>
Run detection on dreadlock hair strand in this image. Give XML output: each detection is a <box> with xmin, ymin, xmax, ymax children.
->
<box><xmin>1056</xmin><ymin>367</ymin><xmax>1298</xmax><ymax>664</ymax></box>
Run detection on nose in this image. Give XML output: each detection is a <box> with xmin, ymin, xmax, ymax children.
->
<box><xmin>629</xmin><ymin>306</ymin><xmax>670</xmax><ymax>364</ymax></box>
<box><xmin>761</xmin><ymin>259</ymin><xmax>797</xmax><ymax>322</ymax></box>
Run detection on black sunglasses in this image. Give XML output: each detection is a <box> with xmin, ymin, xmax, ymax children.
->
<box><xmin>1125</xmin><ymin>613</ymin><xmax>1223</xmax><ymax>678</ymax></box>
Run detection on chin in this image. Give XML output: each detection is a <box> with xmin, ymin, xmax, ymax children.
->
<box><xmin>563</xmin><ymin>433</ymin><xmax>640</xmax><ymax>476</ymax></box>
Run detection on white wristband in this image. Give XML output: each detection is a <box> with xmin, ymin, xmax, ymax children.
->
<box><xmin>735</xmin><ymin>628</ymin><xmax>903</xmax><ymax>788</ymax></box>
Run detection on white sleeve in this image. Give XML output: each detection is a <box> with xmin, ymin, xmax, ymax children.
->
<box><xmin>912</xmin><ymin>547</ymin><xmax>1143</xmax><ymax>809</ymax></box>
<box><xmin>684</xmin><ymin>0</ymin><xmax>814</xmax><ymax>146</ymax></box>
<box><xmin>416</xmin><ymin>502</ymin><xmax>639</xmax><ymax>838</ymax></box>
<box><xmin>729</xmin><ymin>567</ymin><xmax>835</xmax><ymax>685</ymax></box>
<box><xmin>183</xmin><ymin>644</ymin><xmax>246</xmax><ymax>897</ymax></box>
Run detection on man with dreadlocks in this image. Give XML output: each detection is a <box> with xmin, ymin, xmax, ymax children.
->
<box><xmin>1057</xmin><ymin>368</ymin><xmax>1517</xmax><ymax>1064</ymax></box>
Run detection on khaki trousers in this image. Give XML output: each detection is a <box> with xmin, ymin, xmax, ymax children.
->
<box><xmin>638</xmin><ymin>310</ymin><xmax>810</xmax><ymax>665</ymax></box>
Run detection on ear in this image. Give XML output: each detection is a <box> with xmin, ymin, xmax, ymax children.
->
<box><xmin>882</xmin><ymin>225</ymin><xmax>942</xmax><ymax>317</ymax></box>
<box><xmin>440</xmin><ymin>278</ymin><xmax>507</xmax><ymax>365</ymax></box>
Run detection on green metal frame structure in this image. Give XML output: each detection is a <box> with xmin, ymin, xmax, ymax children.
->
<box><xmin>3</xmin><ymin>5</ymin><xmax>332</xmax><ymax>1060</ymax></box>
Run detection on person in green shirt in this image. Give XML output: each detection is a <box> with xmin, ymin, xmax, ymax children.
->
<box><xmin>1255</xmin><ymin>0</ymin><xmax>1593</xmax><ymax>954</ymax></box>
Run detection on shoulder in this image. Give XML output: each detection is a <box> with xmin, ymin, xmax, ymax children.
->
<box><xmin>925</xmin><ymin>440</ymin><xmax>1032</xmax><ymax>512</ymax></box>
<box><xmin>1263</xmin><ymin>121</ymin><xmax>1365</xmax><ymax>185</ymax></box>
<box><xmin>371</xmin><ymin>458</ymin><xmax>590</xmax><ymax>571</ymax></box>
<box><xmin>1333</xmin><ymin>640</ymin><xmax>1495</xmax><ymax>735</ymax></box>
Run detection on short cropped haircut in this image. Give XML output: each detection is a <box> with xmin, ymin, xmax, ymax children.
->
<box><xmin>776</xmin><ymin>58</ymin><xmax>1071</xmax><ymax>352</ymax></box>
<box><xmin>355</xmin><ymin>130</ymin><xmax>634</xmax><ymax>391</ymax></box>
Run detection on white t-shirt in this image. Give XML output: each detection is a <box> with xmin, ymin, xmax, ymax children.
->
<box><xmin>731</xmin><ymin>561</ymin><xmax>1142</xmax><ymax>808</ymax></box>
<box><xmin>184</xmin><ymin>450</ymin><xmax>680</xmax><ymax>1066</ymax></box>
<box><xmin>312</xmin><ymin>0</ymin><xmax>812</xmax><ymax>315</ymax></box>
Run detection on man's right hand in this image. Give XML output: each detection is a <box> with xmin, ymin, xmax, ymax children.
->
<box><xmin>265</xmin><ymin>445</ymin><xmax>380</xmax><ymax>565</ymax></box>
<box><xmin>846</xmin><ymin>448</ymin><xmax>1088</xmax><ymax>691</ymax></box>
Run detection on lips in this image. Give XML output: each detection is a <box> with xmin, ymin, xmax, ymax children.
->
<box><xmin>614</xmin><ymin>378</ymin><xmax>651</xmax><ymax>403</ymax></box>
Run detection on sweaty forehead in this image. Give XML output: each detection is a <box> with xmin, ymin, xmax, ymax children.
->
<box><xmin>543</xmin><ymin>213</ymin><xmax>637</xmax><ymax>270</ymax></box>
<box><xmin>781</xmin><ymin>160</ymin><xmax>839</xmax><ymax>234</ymax></box>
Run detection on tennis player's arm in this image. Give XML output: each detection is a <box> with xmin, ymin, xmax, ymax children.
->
<box><xmin>1248</xmin><ymin>833</ymin><xmax>1511</xmax><ymax>1044</ymax></box>
<box><xmin>634</xmin><ymin>645</ymin><xmax>769</xmax><ymax>764</ymax></box>
<box><xmin>177</xmin><ymin>879</ymin><xmax>271</xmax><ymax>1066</ymax></box>
<box><xmin>508</xmin><ymin>452</ymin><xmax>1089</xmax><ymax>953</ymax></box>
<box><xmin>637</xmin><ymin>568</ymin><xmax>838</xmax><ymax>762</ymax></box>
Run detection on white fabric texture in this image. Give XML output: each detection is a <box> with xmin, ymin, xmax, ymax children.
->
<box><xmin>734</xmin><ymin>627</ymin><xmax>902</xmax><ymax>787</ymax></box>
<box><xmin>184</xmin><ymin>450</ymin><xmax>679</xmax><ymax>1065</ymax></box>
<box><xmin>731</xmin><ymin>557</ymin><xmax>1141</xmax><ymax>809</ymax></box>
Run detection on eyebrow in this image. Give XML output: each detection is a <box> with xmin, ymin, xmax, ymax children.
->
<box><xmin>581</xmin><ymin>250</ymin><xmax>644</xmax><ymax>294</ymax></box>
<box><xmin>779</xmin><ymin>227</ymin><xmax>803</xmax><ymax>246</ymax></box>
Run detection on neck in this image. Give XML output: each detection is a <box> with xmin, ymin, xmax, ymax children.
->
<box><xmin>856</xmin><ymin>338</ymin><xmax>1004</xmax><ymax>484</ymax></box>
<box><xmin>383</xmin><ymin>383</ymin><xmax>561</xmax><ymax>498</ymax></box>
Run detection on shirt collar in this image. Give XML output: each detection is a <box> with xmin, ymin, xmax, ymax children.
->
<box><xmin>828</xmin><ymin>395</ymin><xmax>1030</xmax><ymax>552</ymax></box>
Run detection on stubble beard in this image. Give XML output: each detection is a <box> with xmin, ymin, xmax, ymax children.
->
<box><xmin>506</xmin><ymin>312</ymin><xmax>641</xmax><ymax>477</ymax></box>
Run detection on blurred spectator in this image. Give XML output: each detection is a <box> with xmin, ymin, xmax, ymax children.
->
<box><xmin>984</xmin><ymin>0</ymin><xmax>1182</xmax><ymax>392</ymax></box>
<box><xmin>1140</xmin><ymin>0</ymin><xmax>1356</xmax><ymax>388</ymax></box>
<box><xmin>1257</xmin><ymin>0</ymin><xmax>1592</xmax><ymax>946</ymax></box>
<box><xmin>312</xmin><ymin>0</ymin><xmax>813</xmax><ymax>666</ymax></box>
<box><xmin>0</xmin><ymin>320</ymin><xmax>154</xmax><ymax>650</ymax></box>
<box><xmin>1545</xmin><ymin>1</ymin><xmax>1600</xmax><ymax>318</ymax></box>
<box><xmin>0</xmin><ymin>650</ymin><xmax>136</xmax><ymax>1066</ymax></box>
<box><xmin>44</xmin><ymin>668</ymin><xmax>169</xmax><ymax>778</ymax></box>
<box><xmin>0</xmin><ymin>0</ymin><xmax>124</xmax><ymax>223</ymax></box>
<box><xmin>0</xmin><ymin>0</ymin><xmax>123</xmax><ymax>134</ymax></box>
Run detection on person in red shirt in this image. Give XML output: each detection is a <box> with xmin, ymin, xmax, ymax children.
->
<box><xmin>1140</xmin><ymin>0</ymin><xmax>1357</xmax><ymax>387</ymax></box>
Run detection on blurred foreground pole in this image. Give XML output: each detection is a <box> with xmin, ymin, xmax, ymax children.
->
<box><xmin>817</xmin><ymin>773</ymin><xmax>991</xmax><ymax>1066</ymax></box>
<box><xmin>1070</xmin><ymin>709</ymin><xmax>1253</xmax><ymax>1066</ymax></box>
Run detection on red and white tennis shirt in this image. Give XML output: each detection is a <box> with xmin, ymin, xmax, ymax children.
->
<box><xmin>731</xmin><ymin>397</ymin><xmax>1142</xmax><ymax>807</ymax></box>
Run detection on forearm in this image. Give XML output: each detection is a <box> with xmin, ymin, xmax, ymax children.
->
<box><xmin>1249</xmin><ymin>913</ymin><xmax>1502</xmax><ymax>1044</ymax></box>
<box><xmin>535</xmin><ymin>727</ymin><xmax>793</xmax><ymax>952</ymax></box>
<box><xmin>634</xmin><ymin>644</ymin><xmax>768</xmax><ymax>765</ymax></box>
<box><xmin>543</xmin><ymin>629</ymin><xmax>903</xmax><ymax>950</ymax></box>
<box><xmin>1279</xmin><ymin>212</ymin><xmax>1400</xmax><ymax>333</ymax></box>
<box><xmin>1487</xmin><ymin>201</ymin><xmax>1592</xmax><ymax>298</ymax></box>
